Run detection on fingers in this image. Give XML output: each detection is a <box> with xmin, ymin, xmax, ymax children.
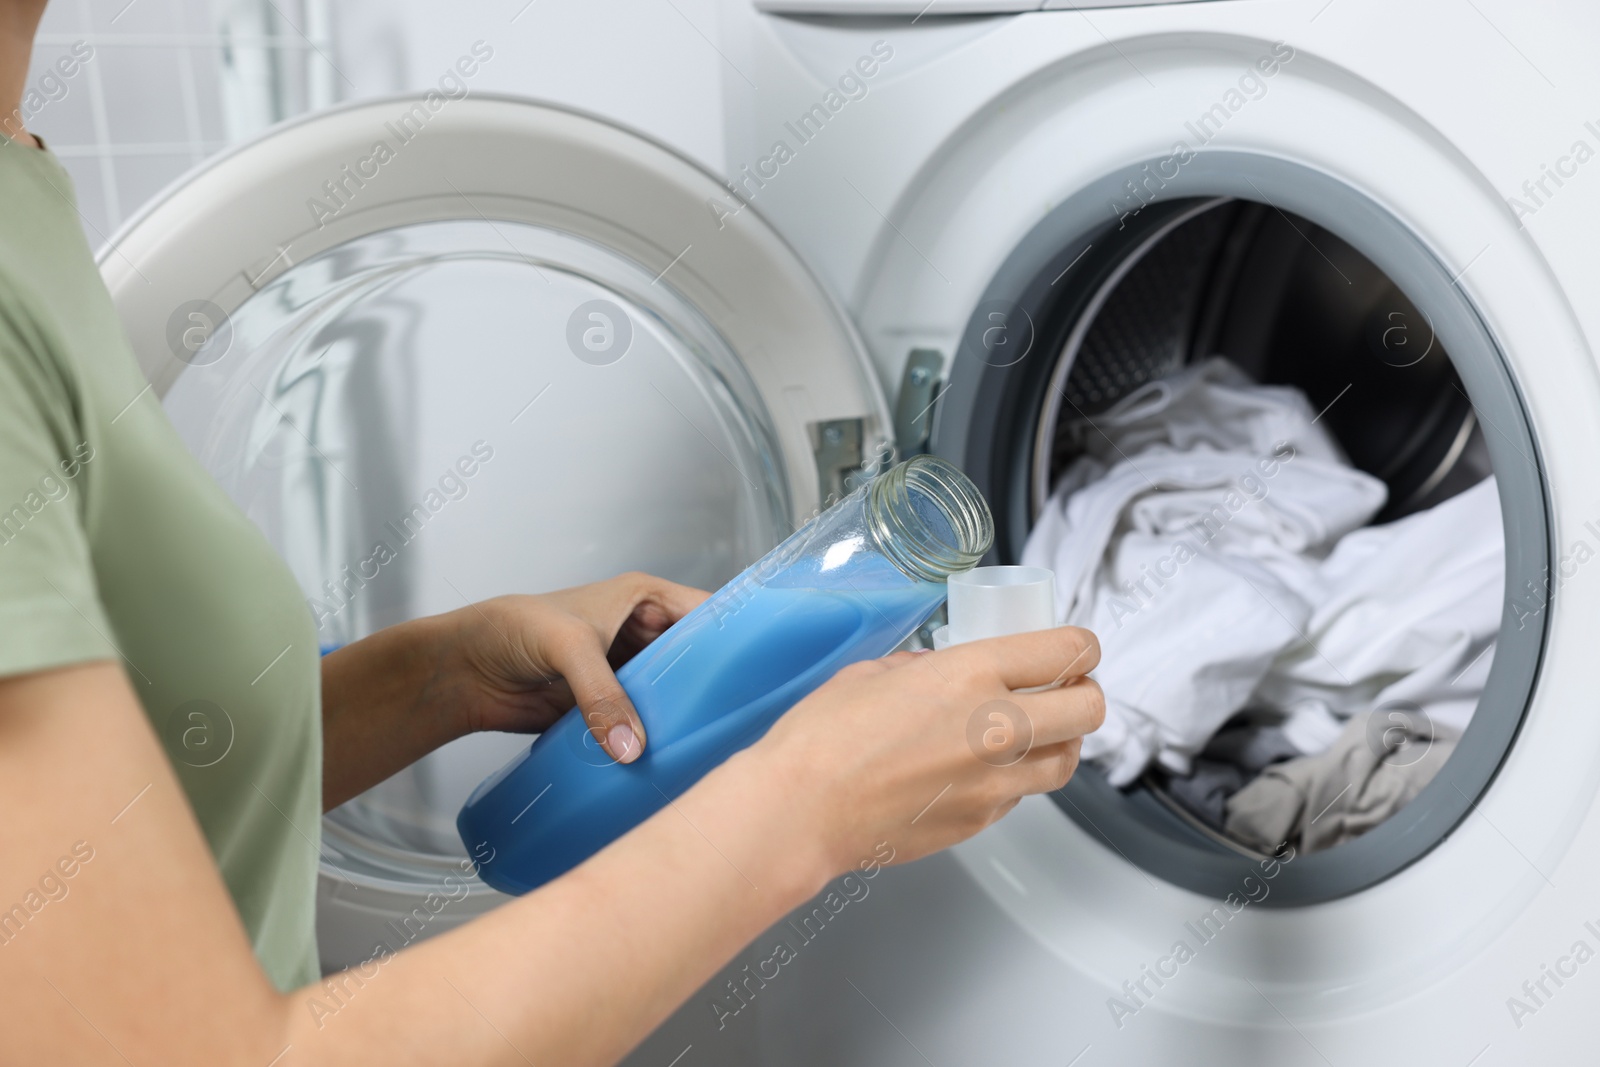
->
<box><xmin>553</xmin><ymin>572</ymin><xmax>707</xmax><ymax>638</ymax></box>
<box><xmin>543</xmin><ymin>631</ymin><xmax>647</xmax><ymax>764</ymax></box>
<box><xmin>1013</xmin><ymin>738</ymin><xmax>1083</xmax><ymax>796</ymax></box>
<box><xmin>511</xmin><ymin>571</ymin><xmax>705</xmax><ymax>762</ymax></box>
<box><xmin>641</xmin><ymin>574</ymin><xmax>712</xmax><ymax>622</ymax></box>
<box><xmin>965</xmin><ymin>680</ymin><xmax>1099</xmax><ymax>807</ymax></box>
<box><xmin>612</xmin><ymin>571</ymin><xmax>711</xmax><ymax>632</ymax></box>
<box><xmin>937</xmin><ymin>626</ymin><xmax>1100</xmax><ymax>691</ymax></box>
<box><xmin>1012</xmin><ymin>676</ymin><xmax>1105</xmax><ymax>748</ymax></box>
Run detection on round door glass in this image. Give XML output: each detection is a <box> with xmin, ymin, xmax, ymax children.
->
<box><xmin>163</xmin><ymin>218</ymin><xmax>790</xmax><ymax>891</ymax></box>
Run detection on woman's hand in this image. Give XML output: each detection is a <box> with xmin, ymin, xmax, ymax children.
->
<box><xmin>21</xmin><ymin>622</ymin><xmax>1099</xmax><ymax>1067</ymax></box>
<box><xmin>447</xmin><ymin>572</ymin><xmax>710</xmax><ymax>760</ymax></box>
<box><xmin>320</xmin><ymin>572</ymin><xmax>707</xmax><ymax>810</ymax></box>
<box><xmin>744</xmin><ymin>626</ymin><xmax>1104</xmax><ymax>879</ymax></box>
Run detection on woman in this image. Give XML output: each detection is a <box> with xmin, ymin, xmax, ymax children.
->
<box><xmin>0</xmin><ymin>3</ymin><xmax>1103</xmax><ymax>1063</ymax></box>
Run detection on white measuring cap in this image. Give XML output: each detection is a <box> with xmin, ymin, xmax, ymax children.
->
<box><xmin>932</xmin><ymin>565</ymin><xmax>1057</xmax><ymax>649</ymax></box>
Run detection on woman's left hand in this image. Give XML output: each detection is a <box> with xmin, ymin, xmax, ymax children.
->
<box><xmin>321</xmin><ymin>571</ymin><xmax>708</xmax><ymax>810</ymax></box>
<box><xmin>445</xmin><ymin>572</ymin><xmax>710</xmax><ymax>763</ymax></box>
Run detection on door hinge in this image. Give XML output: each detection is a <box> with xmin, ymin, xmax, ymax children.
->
<box><xmin>812</xmin><ymin>418</ymin><xmax>864</xmax><ymax>507</ymax></box>
<box><xmin>894</xmin><ymin>348</ymin><xmax>944</xmax><ymax>458</ymax></box>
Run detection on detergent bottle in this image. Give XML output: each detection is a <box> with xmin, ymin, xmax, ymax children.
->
<box><xmin>458</xmin><ymin>454</ymin><xmax>994</xmax><ymax>895</ymax></box>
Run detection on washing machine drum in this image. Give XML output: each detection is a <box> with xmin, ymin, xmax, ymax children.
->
<box><xmin>97</xmin><ymin>96</ymin><xmax>891</xmax><ymax>969</ymax></box>
<box><xmin>1044</xmin><ymin>198</ymin><xmax>1475</xmax><ymax>520</ymax></box>
<box><xmin>937</xmin><ymin>184</ymin><xmax>1544</xmax><ymax>906</ymax></box>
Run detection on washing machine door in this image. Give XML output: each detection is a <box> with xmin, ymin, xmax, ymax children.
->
<box><xmin>97</xmin><ymin>94</ymin><xmax>891</xmax><ymax>970</ymax></box>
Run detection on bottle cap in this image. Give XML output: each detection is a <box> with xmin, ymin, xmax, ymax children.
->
<box><xmin>932</xmin><ymin>565</ymin><xmax>1056</xmax><ymax>649</ymax></box>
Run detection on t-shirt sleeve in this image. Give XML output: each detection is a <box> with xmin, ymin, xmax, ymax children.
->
<box><xmin>0</xmin><ymin>313</ymin><xmax>115</xmax><ymax>679</ymax></box>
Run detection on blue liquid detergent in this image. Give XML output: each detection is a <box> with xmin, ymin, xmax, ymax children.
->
<box><xmin>458</xmin><ymin>546</ymin><xmax>948</xmax><ymax>895</ymax></box>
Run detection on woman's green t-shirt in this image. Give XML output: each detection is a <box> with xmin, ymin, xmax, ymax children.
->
<box><xmin>0</xmin><ymin>139</ymin><xmax>322</xmax><ymax>990</ymax></box>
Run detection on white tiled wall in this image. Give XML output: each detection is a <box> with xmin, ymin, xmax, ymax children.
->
<box><xmin>26</xmin><ymin>0</ymin><xmax>337</xmax><ymax>246</ymax></box>
<box><xmin>23</xmin><ymin>0</ymin><xmax>729</xmax><ymax>250</ymax></box>
<box><xmin>326</xmin><ymin>0</ymin><xmax>726</xmax><ymax>172</ymax></box>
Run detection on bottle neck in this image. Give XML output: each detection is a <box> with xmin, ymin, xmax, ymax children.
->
<box><xmin>866</xmin><ymin>456</ymin><xmax>994</xmax><ymax>583</ymax></box>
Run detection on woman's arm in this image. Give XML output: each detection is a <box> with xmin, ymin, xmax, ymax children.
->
<box><xmin>319</xmin><ymin>573</ymin><xmax>707</xmax><ymax>811</ymax></box>
<box><xmin>0</xmin><ymin>628</ymin><xmax>1100</xmax><ymax>1067</ymax></box>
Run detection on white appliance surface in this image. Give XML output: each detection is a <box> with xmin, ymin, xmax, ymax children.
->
<box><xmin>676</xmin><ymin>2</ymin><xmax>1600</xmax><ymax>1064</ymax></box>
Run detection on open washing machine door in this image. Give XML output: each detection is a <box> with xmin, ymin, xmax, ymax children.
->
<box><xmin>96</xmin><ymin>95</ymin><xmax>891</xmax><ymax>971</ymax></box>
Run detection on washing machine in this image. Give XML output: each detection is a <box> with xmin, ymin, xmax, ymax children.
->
<box><xmin>95</xmin><ymin>0</ymin><xmax>1600</xmax><ymax>1063</ymax></box>
<box><xmin>698</xmin><ymin>1</ymin><xmax>1600</xmax><ymax>1065</ymax></box>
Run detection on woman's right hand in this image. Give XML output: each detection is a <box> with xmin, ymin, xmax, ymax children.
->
<box><xmin>749</xmin><ymin>626</ymin><xmax>1105</xmax><ymax>879</ymax></box>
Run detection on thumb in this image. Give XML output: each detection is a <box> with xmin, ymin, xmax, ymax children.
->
<box><xmin>548</xmin><ymin>637</ymin><xmax>647</xmax><ymax>764</ymax></box>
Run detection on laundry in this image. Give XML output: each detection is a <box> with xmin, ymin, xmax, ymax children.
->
<box><xmin>1224</xmin><ymin>711</ymin><xmax>1457</xmax><ymax>854</ymax></box>
<box><xmin>1164</xmin><ymin>474</ymin><xmax>1501</xmax><ymax>848</ymax></box>
<box><xmin>1023</xmin><ymin>357</ymin><xmax>1504</xmax><ymax>826</ymax></box>
<box><xmin>1252</xmin><ymin>474</ymin><xmax>1503</xmax><ymax>749</ymax></box>
<box><xmin>1022</xmin><ymin>357</ymin><xmax>1389</xmax><ymax>786</ymax></box>
<box><xmin>1161</xmin><ymin>719</ymin><xmax>1303</xmax><ymax>829</ymax></box>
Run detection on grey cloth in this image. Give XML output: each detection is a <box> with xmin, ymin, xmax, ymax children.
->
<box><xmin>1164</xmin><ymin>759</ymin><xmax>1246</xmax><ymax>829</ymax></box>
<box><xmin>1223</xmin><ymin>713</ymin><xmax>1457</xmax><ymax>854</ymax></box>
<box><xmin>1206</xmin><ymin>721</ymin><xmax>1302</xmax><ymax>772</ymax></box>
<box><xmin>1164</xmin><ymin>722</ymin><xmax>1303</xmax><ymax>829</ymax></box>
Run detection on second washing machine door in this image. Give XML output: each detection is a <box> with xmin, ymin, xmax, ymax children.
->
<box><xmin>96</xmin><ymin>94</ymin><xmax>890</xmax><ymax>970</ymax></box>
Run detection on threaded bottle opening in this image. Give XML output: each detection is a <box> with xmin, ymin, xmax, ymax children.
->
<box><xmin>867</xmin><ymin>455</ymin><xmax>995</xmax><ymax>583</ymax></box>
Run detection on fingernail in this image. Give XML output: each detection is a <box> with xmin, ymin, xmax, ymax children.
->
<box><xmin>605</xmin><ymin>722</ymin><xmax>638</xmax><ymax>764</ymax></box>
